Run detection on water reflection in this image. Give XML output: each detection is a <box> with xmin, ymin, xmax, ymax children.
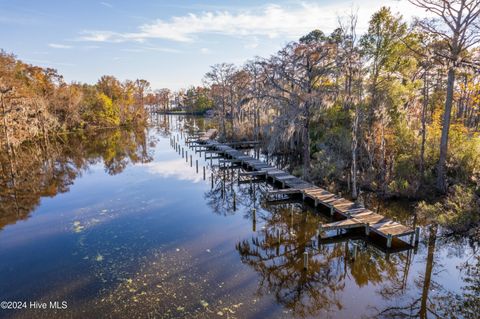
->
<box><xmin>0</xmin><ymin>115</ymin><xmax>478</xmax><ymax>319</ymax></box>
<box><xmin>372</xmin><ymin>227</ymin><xmax>480</xmax><ymax>319</ymax></box>
<box><xmin>0</xmin><ymin>128</ymin><xmax>151</xmax><ymax>230</ymax></box>
<box><xmin>195</xmin><ymin>128</ymin><xmax>478</xmax><ymax>318</ymax></box>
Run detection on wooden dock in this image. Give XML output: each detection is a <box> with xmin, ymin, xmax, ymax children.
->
<box><xmin>192</xmin><ymin>134</ymin><xmax>419</xmax><ymax>249</ymax></box>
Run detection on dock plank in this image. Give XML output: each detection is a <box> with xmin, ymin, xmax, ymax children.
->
<box><xmin>194</xmin><ymin>134</ymin><xmax>416</xmax><ymax>244</ymax></box>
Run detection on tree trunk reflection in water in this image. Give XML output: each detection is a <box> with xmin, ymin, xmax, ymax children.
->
<box><xmin>0</xmin><ymin>127</ymin><xmax>151</xmax><ymax>230</ymax></box>
<box><xmin>420</xmin><ymin>225</ymin><xmax>437</xmax><ymax>319</ymax></box>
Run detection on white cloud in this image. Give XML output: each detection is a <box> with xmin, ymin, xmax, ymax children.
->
<box><xmin>200</xmin><ymin>47</ymin><xmax>211</xmax><ymax>54</ymax></box>
<box><xmin>24</xmin><ymin>58</ymin><xmax>75</xmax><ymax>67</ymax></box>
<box><xmin>100</xmin><ymin>1</ymin><xmax>113</xmax><ymax>8</ymax></box>
<box><xmin>121</xmin><ymin>46</ymin><xmax>181</xmax><ymax>53</ymax></box>
<box><xmin>79</xmin><ymin>1</ymin><xmax>419</xmax><ymax>43</ymax></box>
<box><xmin>49</xmin><ymin>43</ymin><xmax>73</xmax><ymax>49</ymax></box>
<box><xmin>143</xmin><ymin>160</ymin><xmax>203</xmax><ymax>183</ymax></box>
<box><xmin>244</xmin><ymin>36</ymin><xmax>259</xmax><ymax>49</ymax></box>
<box><xmin>144</xmin><ymin>46</ymin><xmax>181</xmax><ymax>53</ymax></box>
<box><xmin>82</xmin><ymin>45</ymin><xmax>100</xmax><ymax>50</ymax></box>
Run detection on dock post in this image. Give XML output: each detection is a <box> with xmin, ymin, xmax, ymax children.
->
<box><xmin>211</xmin><ymin>173</ymin><xmax>214</xmax><ymax>189</ymax></box>
<box><xmin>330</xmin><ymin>206</ymin><xmax>334</xmax><ymax>216</ymax></box>
<box><xmin>190</xmin><ymin>155</ymin><xmax>192</xmax><ymax>166</ymax></box>
<box><xmin>365</xmin><ymin>223</ymin><xmax>370</xmax><ymax>236</ymax></box>
<box><xmin>277</xmin><ymin>229</ymin><xmax>280</xmax><ymax>244</ymax></box>
<box><xmin>414</xmin><ymin>227</ymin><xmax>420</xmax><ymax>246</ymax></box>
<box><xmin>387</xmin><ymin>234</ymin><xmax>393</xmax><ymax>248</ymax></box>
<box><xmin>303</xmin><ymin>252</ymin><xmax>308</xmax><ymax>270</ymax></box>
<box><xmin>182</xmin><ymin>147</ymin><xmax>184</xmax><ymax>158</ymax></box>
<box><xmin>203</xmin><ymin>166</ymin><xmax>206</xmax><ymax>180</ymax></box>
<box><xmin>196</xmin><ymin>160</ymin><xmax>198</xmax><ymax>173</ymax></box>
<box><xmin>252</xmin><ymin>208</ymin><xmax>256</xmax><ymax>232</ymax></box>
<box><xmin>233</xmin><ymin>192</ymin><xmax>236</xmax><ymax>211</ymax></box>
<box><xmin>253</xmin><ymin>181</ymin><xmax>256</xmax><ymax>200</ymax></box>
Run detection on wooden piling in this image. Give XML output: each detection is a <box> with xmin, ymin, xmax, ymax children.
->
<box><xmin>303</xmin><ymin>251</ymin><xmax>308</xmax><ymax>270</ymax></box>
<box><xmin>233</xmin><ymin>192</ymin><xmax>236</xmax><ymax>211</ymax></box>
<box><xmin>414</xmin><ymin>227</ymin><xmax>420</xmax><ymax>246</ymax></box>
<box><xmin>192</xmin><ymin>132</ymin><xmax>416</xmax><ymax>251</ymax></box>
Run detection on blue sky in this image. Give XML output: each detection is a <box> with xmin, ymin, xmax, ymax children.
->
<box><xmin>0</xmin><ymin>0</ymin><xmax>421</xmax><ymax>90</ymax></box>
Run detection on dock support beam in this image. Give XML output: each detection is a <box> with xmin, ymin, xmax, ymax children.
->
<box><xmin>387</xmin><ymin>234</ymin><xmax>393</xmax><ymax>248</ymax></box>
<box><xmin>233</xmin><ymin>192</ymin><xmax>236</xmax><ymax>211</ymax></box>
<box><xmin>414</xmin><ymin>227</ymin><xmax>420</xmax><ymax>246</ymax></box>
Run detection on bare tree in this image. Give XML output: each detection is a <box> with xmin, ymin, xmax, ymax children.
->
<box><xmin>409</xmin><ymin>0</ymin><xmax>480</xmax><ymax>193</ymax></box>
<box><xmin>338</xmin><ymin>12</ymin><xmax>364</xmax><ymax>199</ymax></box>
<box><xmin>203</xmin><ymin>63</ymin><xmax>236</xmax><ymax>139</ymax></box>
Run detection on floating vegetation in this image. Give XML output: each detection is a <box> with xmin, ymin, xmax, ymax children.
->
<box><xmin>72</xmin><ymin>232</ymin><xmax>254</xmax><ymax>319</ymax></box>
<box><xmin>72</xmin><ymin>221</ymin><xmax>85</xmax><ymax>233</ymax></box>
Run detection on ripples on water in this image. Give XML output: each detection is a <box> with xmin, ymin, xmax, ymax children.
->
<box><xmin>0</xmin><ymin>115</ymin><xmax>478</xmax><ymax>319</ymax></box>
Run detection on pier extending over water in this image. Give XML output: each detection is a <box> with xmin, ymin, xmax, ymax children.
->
<box><xmin>174</xmin><ymin>129</ymin><xmax>419</xmax><ymax>250</ymax></box>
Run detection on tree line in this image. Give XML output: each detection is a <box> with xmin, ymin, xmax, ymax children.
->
<box><xmin>198</xmin><ymin>3</ymin><xmax>480</xmax><ymax>209</ymax></box>
<box><xmin>0</xmin><ymin>50</ymin><xmax>153</xmax><ymax>147</ymax></box>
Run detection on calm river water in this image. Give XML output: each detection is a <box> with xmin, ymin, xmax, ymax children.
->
<box><xmin>0</xmin><ymin>115</ymin><xmax>478</xmax><ymax>319</ymax></box>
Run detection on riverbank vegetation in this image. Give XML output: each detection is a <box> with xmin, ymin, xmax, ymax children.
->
<box><xmin>0</xmin><ymin>50</ymin><xmax>151</xmax><ymax>147</ymax></box>
<box><xmin>197</xmin><ymin>3</ymin><xmax>480</xmax><ymax>234</ymax></box>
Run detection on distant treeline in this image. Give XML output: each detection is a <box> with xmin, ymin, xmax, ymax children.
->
<box><xmin>0</xmin><ymin>50</ymin><xmax>152</xmax><ymax>147</ymax></box>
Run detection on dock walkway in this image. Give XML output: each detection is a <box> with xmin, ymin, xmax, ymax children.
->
<box><xmin>193</xmin><ymin>135</ymin><xmax>418</xmax><ymax>248</ymax></box>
